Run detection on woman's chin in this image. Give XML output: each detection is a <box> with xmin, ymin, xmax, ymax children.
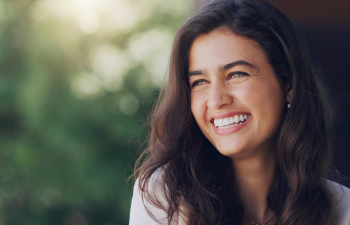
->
<box><xmin>214</xmin><ymin>142</ymin><xmax>248</xmax><ymax>158</ymax></box>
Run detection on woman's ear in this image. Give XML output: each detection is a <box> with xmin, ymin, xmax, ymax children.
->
<box><xmin>284</xmin><ymin>83</ymin><xmax>293</xmax><ymax>102</ymax></box>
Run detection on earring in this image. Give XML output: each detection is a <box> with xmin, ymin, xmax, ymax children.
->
<box><xmin>287</xmin><ymin>102</ymin><xmax>291</xmax><ymax>108</ymax></box>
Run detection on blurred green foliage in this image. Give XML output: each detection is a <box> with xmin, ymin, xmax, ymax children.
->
<box><xmin>0</xmin><ymin>0</ymin><xmax>191</xmax><ymax>224</ymax></box>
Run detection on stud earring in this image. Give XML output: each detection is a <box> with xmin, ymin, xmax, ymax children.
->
<box><xmin>287</xmin><ymin>102</ymin><xmax>291</xmax><ymax>108</ymax></box>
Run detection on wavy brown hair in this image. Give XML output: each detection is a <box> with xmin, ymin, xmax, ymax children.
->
<box><xmin>134</xmin><ymin>0</ymin><xmax>335</xmax><ymax>224</ymax></box>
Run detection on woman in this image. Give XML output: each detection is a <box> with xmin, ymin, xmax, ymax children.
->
<box><xmin>130</xmin><ymin>0</ymin><xmax>350</xmax><ymax>224</ymax></box>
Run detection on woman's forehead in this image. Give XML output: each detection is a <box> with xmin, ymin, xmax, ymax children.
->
<box><xmin>188</xmin><ymin>29</ymin><xmax>268</xmax><ymax>73</ymax></box>
<box><xmin>192</xmin><ymin>27</ymin><xmax>263</xmax><ymax>51</ymax></box>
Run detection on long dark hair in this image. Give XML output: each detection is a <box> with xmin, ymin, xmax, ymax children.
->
<box><xmin>134</xmin><ymin>0</ymin><xmax>335</xmax><ymax>224</ymax></box>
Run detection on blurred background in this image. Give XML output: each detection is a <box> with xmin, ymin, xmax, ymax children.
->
<box><xmin>0</xmin><ymin>0</ymin><xmax>348</xmax><ymax>224</ymax></box>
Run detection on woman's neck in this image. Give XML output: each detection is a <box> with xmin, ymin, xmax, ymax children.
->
<box><xmin>232</xmin><ymin>150</ymin><xmax>276</xmax><ymax>224</ymax></box>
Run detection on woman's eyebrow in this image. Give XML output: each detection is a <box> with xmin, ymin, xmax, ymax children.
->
<box><xmin>188</xmin><ymin>60</ymin><xmax>257</xmax><ymax>77</ymax></box>
<box><xmin>188</xmin><ymin>70</ymin><xmax>204</xmax><ymax>77</ymax></box>
<box><xmin>221</xmin><ymin>60</ymin><xmax>257</xmax><ymax>71</ymax></box>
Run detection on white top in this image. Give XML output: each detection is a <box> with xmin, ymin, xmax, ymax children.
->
<box><xmin>129</xmin><ymin>177</ymin><xmax>169</xmax><ymax>225</ymax></box>
<box><xmin>328</xmin><ymin>180</ymin><xmax>350</xmax><ymax>225</ymax></box>
<box><xmin>129</xmin><ymin>177</ymin><xmax>350</xmax><ymax>225</ymax></box>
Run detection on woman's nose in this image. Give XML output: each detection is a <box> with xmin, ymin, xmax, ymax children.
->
<box><xmin>207</xmin><ymin>82</ymin><xmax>233</xmax><ymax>109</ymax></box>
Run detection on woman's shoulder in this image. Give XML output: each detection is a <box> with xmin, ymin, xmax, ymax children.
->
<box><xmin>129</xmin><ymin>177</ymin><xmax>167</xmax><ymax>225</ymax></box>
<box><xmin>129</xmin><ymin>168</ymin><xmax>179</xmax><ymax>225</ymax></box>
<box><xmin>326</xmin><ymin>180</ymin><xmax>350</xmax><ymax>225</ymax></box>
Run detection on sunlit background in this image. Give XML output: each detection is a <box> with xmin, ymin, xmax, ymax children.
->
<box><xmin>0</xmin><ymin>0</ymin><xmax>349</xmax><ymax>224</ymax></box>
<box><xmin>0</xmin><ymin>0</ymin><xmax>191</xmax><ymax>224</ymax></box>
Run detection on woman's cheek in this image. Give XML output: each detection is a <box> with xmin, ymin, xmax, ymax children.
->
<box><xmin>190</xmin><ymin>91</ymin><xmax>209</xmax><ymax>121</ymax></box>
<box><xmin>234</xmin><ymin>82</ymin><xmax>261</xmax><ymax>105</ymax></box>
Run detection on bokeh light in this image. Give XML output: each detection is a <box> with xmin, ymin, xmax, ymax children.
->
<box><xmin>119</xmin><ymin>95</ymin><xmax>139</xmax><ymax>115</ymax></box>
<box><xmin>0</xmin><ymin>0</ymin><xmax>192</xmax><ymax>224</ymax></box>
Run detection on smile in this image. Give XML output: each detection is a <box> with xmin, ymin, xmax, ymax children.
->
<box><xmin>213</xmin><ymin>113</ymin><xmax>251</xmax><ymax>129</ymax></box>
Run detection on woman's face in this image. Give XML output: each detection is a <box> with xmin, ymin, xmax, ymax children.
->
<box><xmin>189</xmin><ymin>28</ymin><xmax>290</xmax><ymax>159</ymax></box>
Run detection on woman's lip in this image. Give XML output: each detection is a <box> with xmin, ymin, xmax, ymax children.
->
<box><xmin>210</xmin><ymin>111</ymin><xmax>251</xmax><ymax>122</ymax></box>
<box><xmin>212</xmin><ymin>116</ymin><xmax>251</xmax><ymax>135</ymax></box>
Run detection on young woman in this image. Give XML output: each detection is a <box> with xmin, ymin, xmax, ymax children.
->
<box><xmin>129</xmin><ymin>0</ymin><xmax>350</xmax><ymax>224</ymax></box>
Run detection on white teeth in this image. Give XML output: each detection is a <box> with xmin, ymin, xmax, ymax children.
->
<box><xmin>214</xmin><ymin>114</ymin><xmax>250</xmax><ymax>128</ymax></box>
<box><xmin>223</xmin><ymin>118</ymin><xmax>229</xmax><ymax>126</ymax></box>
<box><xmin>214</xmin><ymin>119</ymin><xmax>219</xmax><ymax>127</ymax></box>
<box><xmin>234</xmin><ymin>115</ymin><xmax>239</xmax><ymax>123</ymax></box>
<box><xmin>218</xmin><ymin>119</ymin><xmax>223</xmax><ymax>126</ymax></box>
<box><xmin>230</xmin><ymin>117</ymin><xmax>234</xmax><ymax>124</ymax></box>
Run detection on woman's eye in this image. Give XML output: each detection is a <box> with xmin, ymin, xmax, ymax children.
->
<box><xmin>190</xmin><ymin>80</ymin><xmax>207</xmax><ymax>89</ymax></box>
<box><xmin>227</xmin><ymin>72</ymin><xmax>250</xmax><ymax>86</ymax></box>
<box><xmin>229</xmin><ymin>72</ymin><xmax>248</xmax><ymax>79</ymax></box>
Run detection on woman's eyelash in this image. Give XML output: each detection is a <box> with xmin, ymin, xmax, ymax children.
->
<box><xmin>190</xmin><ymin>80</ymin><xmax>207</xmax><ymax>89</ymax></box>
<box><xmin>190</xmin><ymin>72</ymin><xmax>249</xmax><ymax>89</ymax></box>
<box><xmin>228</xmin><ymin>72</ymin><xmax>249</xmax><ymax>79</ymax></box>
